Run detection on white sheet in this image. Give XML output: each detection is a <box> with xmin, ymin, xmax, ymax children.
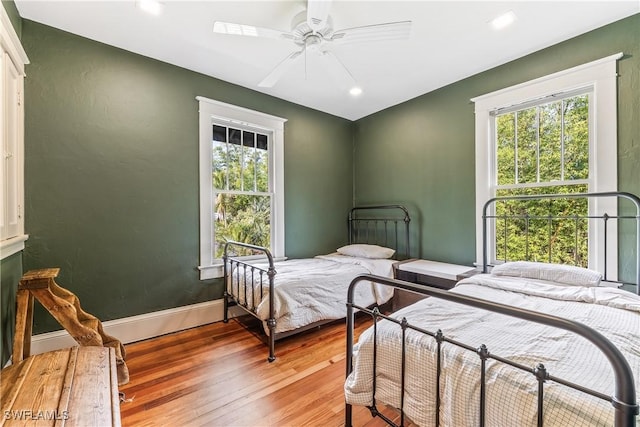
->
<box><xmin>228</xmin><ymin>254</ymin><xmax>396</xmax><ymax>334</ymax></box>
<box><xmin>345</xmin><ymin>274</ymin><xmax>640</xmax><ymax>427</ymax></box>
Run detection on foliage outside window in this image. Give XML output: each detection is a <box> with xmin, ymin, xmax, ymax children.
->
<box><xmin>212</xmin><ymin>124</ymin><xmax>271</xmax><ymax>258</ymax></box>
<box><xmin>493</xmin><ymin>93</ymin><xmax>590</xmax><ymax>266</ymax></box>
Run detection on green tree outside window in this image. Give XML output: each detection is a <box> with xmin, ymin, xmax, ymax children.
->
<box><xmin>494</xmin><ymin>94</ymin><xmax>590</xmax><ymax>267</ymax></box>
<box><xmin>212</xmin><ymin>124</ymin><xmax>271</xmax><ymax>258</ymax></box>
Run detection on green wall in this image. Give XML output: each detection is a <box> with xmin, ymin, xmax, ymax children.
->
<box><xmin>1</xmin><ymin>253</ymin><xmax>22</xmax><ymax>364</ymax></box>
<box><xmin>20</xmin><ymin>21</ymin><xmax>354</xmax><ymax>335</ymax></box>
<box><xmin>353</xmin><ymin>14</ymin><xmax>640</xmax><ymax>266</ymax></box>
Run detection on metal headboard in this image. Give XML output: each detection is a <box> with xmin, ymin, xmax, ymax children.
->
<box><xmin>482</xmin><ymin>191</ymin><xmax>640</xmax><ymax>295</ymax></box>
<box><xmin>348</xmin><ymin>205</ymin><xmax>411</xmax><ymax>260</ymax></box>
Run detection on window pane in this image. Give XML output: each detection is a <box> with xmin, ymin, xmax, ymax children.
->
<box><xmin>214</xmin><ymin>193</ymin><xmax>271</xmax><ymax>258</ymax></box>
<box><xmin>496</xmin><ymin>113</ymin><xmax>515</xmax><ymax>185</ymax></box>
<box><xmin>242</xmin><ymin>131</ymin><xmax>255</xmax><ymax>191</ymax></box>
<box><xmin>212</xmin><ymin>125</ymin><xmax>226</xmax><ymax>142</ymax></box>
<box><xmin>564</xmin><ymin>95</ymin><xmax>589</xmax><ymax>180</ymax></box>
<box><xmin>228</xmin><ymin>128</ymin><xmax>242</xmax><ymax>190</ymax></box>
<box><xmin>539</xmin><ymin>101</ymin><xmax>562</xmax><ymax>182</ymax></box>
<box><xmin>495</xmin><ymin>184</ymin><xmax>588</xmax><ymax>267</ymax></box>
<box><xmin>256</xmin><ymin>133</ymin><xmax>268</xmax><ymax>151</ymax></box>
<box><xmin>516</xmin><ymin>108</ymin><xmax>537</xmax><ymax>183</ymax></box>
<box><xmin>496</xmin><ymin>93</ymin><xmax>589</xmax><ymax>188</ymax></box>
<box><xmin>256</xmin><ymin>134</ymin><xmax>269</xmax><ymax>192</ymax></box>
<box><xmin>212</xmin><ymin>125</ymin><xmax>227</xmax><ymax>190</ymax></box>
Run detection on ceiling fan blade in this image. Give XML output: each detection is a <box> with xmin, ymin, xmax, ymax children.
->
<box><xmin>331</xmin><ymin>21</ymin><xmax>412</xmax><ymax>44</ymax></box>
<box><xmin>319</xmin><ymin>49</ymin><xmax>356</xmax><ymax>87</ymax></box>
<box><xmin>306</xmin><ymin>0</ymin><xmax>332</xmax><ymax>32</ymax></box>
<box><xmin>258</xmin><ymin>49</ymin><xmax>304</xmax><ymax>87</ymax></box>
<box><xmin>213</xmin><ymin>21</ymin><xmax>294</xmax><ymax>41</ymax></box>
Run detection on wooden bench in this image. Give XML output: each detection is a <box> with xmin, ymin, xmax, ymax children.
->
<box><xmin>0</xmin><ymin>346</ymin><xmax>121</xmax><ymax>426</ymax></box>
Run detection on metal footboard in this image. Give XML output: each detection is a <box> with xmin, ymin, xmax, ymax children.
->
<box><xmin>345</xmin><ymin>275</ymin><xmax>639</xmax><ymax>427</ymax></box>
<box><xmin>223</xmin><ymin>241</ymin><xmax>277</xmax><ymax>362</ymax></box>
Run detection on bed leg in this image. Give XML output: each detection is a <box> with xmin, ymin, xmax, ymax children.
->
<box><xmin>223</xmin><ymin>291</ymin><xmax>229</xmax><ymax>323</ymax></box>
<box><xmin>267</xmin><ymin>318</ymin><xmax>276</xmax><ymax>362</ymax></box>
<box><xmin>345</xmin><ymin>403</ymin><xmax>353</xmax><ymax>427</ymax></box>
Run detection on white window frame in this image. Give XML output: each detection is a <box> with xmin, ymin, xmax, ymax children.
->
<box><xmin>471</xmin><ymin>53</ymin><xmax>621</xmax><ymax>277</ymax></box>
<box><xmin>197</xmin><ymin>96</ymin><xmax>286</xmax><ymax>279</ymax></box>
<box><xmin>1</xmin><ymin>6</ymin><xmax>29</xmax><ymax>260</ymax></box>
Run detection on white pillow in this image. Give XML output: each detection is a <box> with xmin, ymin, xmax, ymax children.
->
<box><xmin>337</xmin><ymin>244</ymin><xmax>395</xmax><ymax>259</ymax></box>
<box><xmin>491</xmin><ymin>261</ymin><xmax>602</xmax><ymax>287</ymax></box>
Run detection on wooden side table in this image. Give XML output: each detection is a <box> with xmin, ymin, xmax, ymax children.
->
<box><xmin>392</xmin><ymin>259</ymin><xmax>479</xmax><ymax>310</ymax></box>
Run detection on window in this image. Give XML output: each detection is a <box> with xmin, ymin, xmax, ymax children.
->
<box><xmin>197</xmin><ymin>97</ymin><xmax>286</xmax><ymax>279</ymax></box>
<box><xmin>493</xmin><ymin>92</ymin><xmax>590</xmax><ymax>265</ymax></box>
<box><xmin>472</xmin><ymin>53</ymin><xmax>621</xmax><ymax>275</ymax></box>
<box><xmin>212</xmin><ymin>124</ymin><xmax>270</xmax><ymax>257</ymax></box>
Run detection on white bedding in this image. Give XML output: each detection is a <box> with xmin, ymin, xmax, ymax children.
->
<box><xmin>228</xmin><ymin>253</ymin><xmax>396</xmax><ymax>335</ymax></box>
<box><xmin>344</xmin><ymin>274</ymin><xmax>640</xmax><ymax>427</ymax></box>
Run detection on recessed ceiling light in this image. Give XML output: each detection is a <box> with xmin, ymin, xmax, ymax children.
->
<box><xmin>349</xmin><ymin>87</ymin><xmax>363</xmax><ymax>96</ymax></box>
<box><xmin>490</xmin><ymin>10</ymin><xmax>517</xmax><ymax>30</ymax></box>
<box><xmin>136</xmin><ymin>0</ymin><xmax>163</xmax><ymax>16</ymax></box>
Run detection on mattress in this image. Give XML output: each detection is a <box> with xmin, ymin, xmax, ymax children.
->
<box><xmin>228</xmin><ymin>253</ymin><xmax>396</xmax><ymax>334</ymax></box>
<box><xmin>345</xmin><ymin>274</ymin><xmax>640</xmax><ymax>426</ymax></box>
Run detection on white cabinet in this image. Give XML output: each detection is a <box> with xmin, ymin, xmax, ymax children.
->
<box><xmin>1</xmin><ymin>8</ymin><xmax>29</xmax><ymax>259</ymax></box>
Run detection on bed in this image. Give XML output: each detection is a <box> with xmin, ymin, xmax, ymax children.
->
<box><xmin>223</xmin><ymin>204</ymin><xmax>411</xmax><ymax>362</ymax></box>
<box><xmin>344</xmin><ymin>192</ymin><xmax>640</xmax><ymax>427</ymax></box>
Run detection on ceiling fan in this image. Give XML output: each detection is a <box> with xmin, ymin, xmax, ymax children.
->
<box><xmin>213</xmin><ymin>0</ymin><xmax>411</xmax><ymax>88</ymax></box>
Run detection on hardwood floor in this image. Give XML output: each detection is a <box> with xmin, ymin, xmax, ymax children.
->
<box><xmin>119</xmin><ymin>315</ymin><xmax>396</xmax><ymax>427</ymax></box>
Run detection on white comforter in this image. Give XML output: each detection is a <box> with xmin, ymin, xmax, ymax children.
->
<box><xmin>345</xmin><ymin>274</ymin><xmax>640</xmax><ymax>427</ymax></box>
<box><xmin>229</xmin><ymin>254</ymin><xmax>396</xmax><ymax>334</ymax></box>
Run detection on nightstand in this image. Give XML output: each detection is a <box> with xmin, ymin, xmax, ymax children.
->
<box><xmin>392</xmin><ymin>259</ymin><xmax>479</xmax><ymax>310</ymax></box>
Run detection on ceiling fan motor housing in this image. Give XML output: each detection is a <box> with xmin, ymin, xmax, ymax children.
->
<box><xmin>291</xmin><ymin>11</ymin><xmax>334</xmax><ymax>47</ymax></box>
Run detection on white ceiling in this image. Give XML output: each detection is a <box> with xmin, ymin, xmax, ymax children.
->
<box><xmin>14</xmin><ymin>1</ymin><xmax>639</xmax><ymax>121</ymax></box>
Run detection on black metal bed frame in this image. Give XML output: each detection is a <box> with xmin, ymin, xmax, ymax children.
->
<box><xmin>348</xmin><ymin>205</ymin><xmax>411</xmax><ymax>260</ymax></box>
<box><xmin>345</xmin><ymin>192</ymin><xmax>640</xmax><ymax>427</ymax></box>
<box><xmin>223</xmin><ymin>204</ymin><xmax>411</xmax><ymax>362</ymax></box>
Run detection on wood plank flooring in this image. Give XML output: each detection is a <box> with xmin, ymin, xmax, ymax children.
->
<box><xmin>119</xmin><ymin>315</ymin><xmax>397</xmax><ymax>427</ymax></box>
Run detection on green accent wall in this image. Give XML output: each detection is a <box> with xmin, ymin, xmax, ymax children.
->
<box><xmin>353</xmin><ymin>14</ymin><xmax>640</xmax><ymax>267</ymax></box>
<box><xmin>20</xmin><ymin>21</ymin><xmax>353</xmax><ymax>334</ymax></box>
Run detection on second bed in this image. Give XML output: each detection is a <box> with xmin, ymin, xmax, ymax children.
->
<box><xmin>223</xmin><ymin>204</ymin><xmax>412</xmax><ymax>361</ymax></box>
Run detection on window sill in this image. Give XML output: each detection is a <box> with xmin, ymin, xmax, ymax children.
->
<box><xmin>198</xmin><ymin>264</ymin><xmax>224</xmax><ymax>280</ymax></box>
<box><xmin>1</xmin><ymin>234</ymin><xmax>28</xmax><ymax>260</ymax></box>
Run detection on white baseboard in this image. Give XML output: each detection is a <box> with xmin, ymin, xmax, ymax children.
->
<box><xmin>29</xmin><ymin>299</ymin><xmax>245</xmax><ymax>355</ymax></box>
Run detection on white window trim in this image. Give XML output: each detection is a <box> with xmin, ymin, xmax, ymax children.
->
<box><xmin>471</xmin><ymin>53</ymin><xmax>621</xmax><ymax>276</ymax></box>
<box><xmin>1</xmin><ymin>6</ymin><xmax>29</xmax><ymax>261</ymax></box>
<box><xmin>1</xmin><ymin>7</ymin><xmax>28</xmax><ymax>76</ymax></box>
<box><xmin>196</xmin><ymin>96</ymin><xmax>286</xmax><ymax>280</ymax></box>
